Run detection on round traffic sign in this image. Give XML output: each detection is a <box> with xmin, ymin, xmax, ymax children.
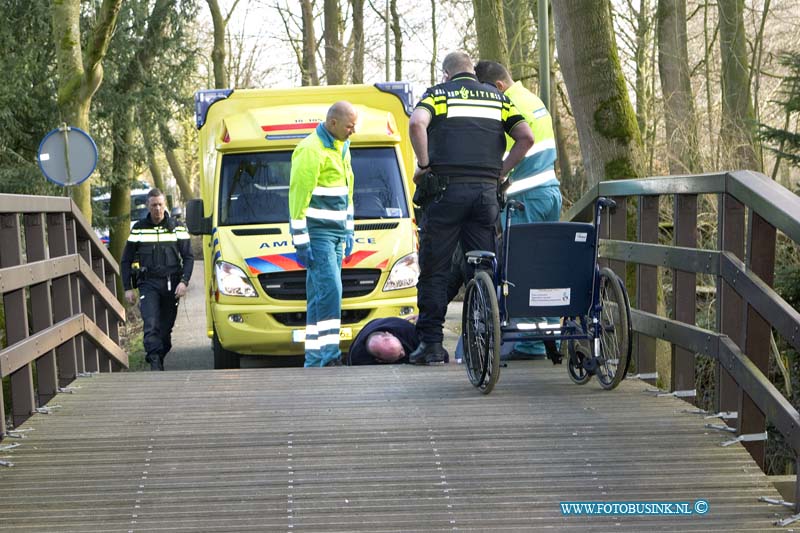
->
<box><xmin>37</xmin><ymin>126</ymin><xmax>98</xmax><ymax>186</ymax></box>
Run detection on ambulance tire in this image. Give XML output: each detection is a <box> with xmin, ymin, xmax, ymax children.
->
<box><xmin>213</xmin><ymin>330</ymin><xmax>240</xmax><ymax>369</ymax></box>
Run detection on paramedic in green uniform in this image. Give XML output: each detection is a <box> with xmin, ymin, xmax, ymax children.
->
<box><xmin>289</xmin><ymin>101</ymin><xmax>358</xmax><ymax>367</ymax></box>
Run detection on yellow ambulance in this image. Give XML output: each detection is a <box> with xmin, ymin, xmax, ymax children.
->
<box><xmin>186</xmin><ymin>83</ymin><xmax>419</xmax><ymax>368</ymax></box>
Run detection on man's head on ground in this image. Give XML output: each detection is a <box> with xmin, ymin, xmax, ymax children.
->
<box><xmin>147</xmin><ymin>188</ymin><xmax>167</xmax><ymax>224</ymax></box>
<box><xmin>326</xmin><ymin>101</ymin><xmax>358</xmax><ymax>141</ymax></box>
<box><xmin>365</xmin><ymin>331</ymin><xmax>405</xmax><ymax>363</ymax></box>
<box><xmin>475</xmin><ymin>60</ymin><xmax>514</xmax><ymax>92</ymax></box>
<box><xmin>442</xmin><ymin>51</ymin><xmax>474</xmax><ymax>82</ymax></box>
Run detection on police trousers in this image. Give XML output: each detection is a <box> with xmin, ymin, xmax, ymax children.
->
<box><xmin>416</xmin><ymin>180</ymin><xmax>499</xmax><ymax>343</ymax></box>
<box><xmin>138</xmin><ymin>276</ymin><xmax>179</xmax><ymax>363</ymax></box>
<box><xmin>304</xmin><ymin>232</ymin><xmax>345</xmax><ymax>367</ymax></box>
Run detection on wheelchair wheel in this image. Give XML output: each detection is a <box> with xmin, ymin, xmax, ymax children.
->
<box><xmin>462</xmin><ymin>270</ymin><xmax>501</xmax><ymax>394</ymax></box>
<box><xmin>567</xmin><ymin>341</ymin><xmax>592</xmax><ymax>385</ymax></box>
<box><xmin>595</xmin><ymin>268</ymin><xmax>632</xmax><ymax>390</ymax></box>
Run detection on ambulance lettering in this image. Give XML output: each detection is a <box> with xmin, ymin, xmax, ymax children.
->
<box><xmin>259</xmin><ymin>240</ymin><xmax>289</xmax><ymax>249</ymax></box>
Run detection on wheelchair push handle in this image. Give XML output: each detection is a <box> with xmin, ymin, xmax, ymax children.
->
<box><xmin>506</xmin><ymin>199</ymin><xmax>525</xmax><ymax>212</ymax></box>
<box><xmin>597</xmin><ymin>197</ymin><xmax>617</xmax><ymax>212</ymax></box>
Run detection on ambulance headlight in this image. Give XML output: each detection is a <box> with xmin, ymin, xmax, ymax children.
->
<box><xmin>215</xmin><ymin>261</ymin><xmax>258</xmax><ymax>297</ymax></box>
<box><xmin>383</xmin><ymin>253</ymin><xmax>419</xmax><ymax>291</ymax></box>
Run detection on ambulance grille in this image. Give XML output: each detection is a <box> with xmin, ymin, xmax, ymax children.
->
<box><xmin>272</xmin><ymin>309</ymin><xmax>371</xmax><ymax>327</ymax></box>
<box><xmin>258</xmin><ymin>269</ymin><xmax>382</xmax><ymax>300</ymax></box>
<box><xmin>354</xmin><ymin>222</ymin><xmax>399</xmax><ymax>231</ymax></box>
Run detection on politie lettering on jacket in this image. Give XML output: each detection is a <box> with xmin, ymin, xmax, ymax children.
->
<box><xmin>432</xmin><ymin>86</ymin><xmax>504</xmax><ymax>101</ymax></box>
<box><xmin>259</xmin><ymin>236</ymin><xmax>376</xmax><ymax>248</ymax></box>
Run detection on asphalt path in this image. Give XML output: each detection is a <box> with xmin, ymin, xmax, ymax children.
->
<box><xmin>163</xmin><ymin>260</ymin><xmax>462</xmax><ymax>370</ymax></box>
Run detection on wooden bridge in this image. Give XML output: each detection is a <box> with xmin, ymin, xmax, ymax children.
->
<box><xmin>0</xmin><ymin>363</ymin><xmax>791</xmax><ymax>531</ymax></box>
<box><xmin>2</xmin><ymin>170</ymin><xmax>800</xmax><ymax>530</ymax></box>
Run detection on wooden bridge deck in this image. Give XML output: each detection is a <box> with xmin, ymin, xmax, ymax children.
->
<box><xmin>0</xmin><ymin>361</ymin><xmax>793</xmax><ymax>532</ymax></box>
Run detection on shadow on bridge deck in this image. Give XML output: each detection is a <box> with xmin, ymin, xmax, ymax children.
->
<box><xmin>0</xmin><ymin>362</ymin><xmax>792</xmax><ymax>531</ymax></box>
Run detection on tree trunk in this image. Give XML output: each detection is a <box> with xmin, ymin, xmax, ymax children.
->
<box><xmin>657</xmin><ymin>0</ymin><xmax>701</xmax><ymax>174</ymax></box>
<box><xmin>473</xmin><ymin>0</ymin><xmax>509</xmax><ymax>64</ymax></box>
<box><xmin>504</xmin><ymin>0</ymin><xmax>533</xmax><ymax>84</ymax></box>
<box><xmin>51</xmin><ymin>0</ymin><xmax>123</xmax><ymax>219</ymax></box>
<box><xmin>546</xmin><ymin>4</ymin><xmax>573</xmax><ymax>183</ymax></box>
<box><xmin>351</xmin><ymin>0</ymin><xmax>364</xmax><ymax>84</ymax></box>
<box><xmin>324</xmin><ymin>0</ymin><xmax>344</xmax><ymax>84</ymax></box>
<box><xmin>390</xmin><ymin>0</ymin><xmax>402</xmax><ymax>81</ymax></box>
<box><xmin>108</xmin><ymin>108</ymin><xmax>136</xmax><ymax>264</ymax></box>
<box><xmin>718</xmin><ymin>0</ymin><xmax>760</xmax><ymax>171</ymax></box>
<box><xmin>632</xmin><ymin>1</ymin><xmax>650</xmax><ymax>136</ymax></box>
<box><xmin>429</xmin><ymin>0</ymin><xmax>438</xmax><ymax>86</ymax></box>
<box><xmin>165</xmin><ymin>148</ymin><xmax>194</xmax><ymax>202</ymax></box>
<box><xmin>206</xmin><ymin>0</ymin><xmax>228</xmax><ymax>88</ymax></box>
<box><xmin>300</xmin><ymin>0</ymin><xmax>319</xmax><ymax>86</ymax></box>
<box><xmin>107</xmin><ymin>0</ymin><xmax>174</xmax><ymax>260</ymax></box>
<box><xmin>703</xmin><ymin>1</ymin><xmax>717</xmax><ymax>168</ymax></box>
<box><xmin>553</xmin><ymin>82</ymin><xmax>574</xmax><ymax>184</ymax></box>
<box><xmin>552</xmin><ymin>0</ymin><xmax>646</xmax><ymax>183</ymax></box>
<box><xmin>147</xmin><ymin>148</ymin><xmax>167</xmax><ymax>203</ymax></box>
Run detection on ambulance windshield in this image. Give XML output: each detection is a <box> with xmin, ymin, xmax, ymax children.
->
<box><xmin>218</xmin><ymin>147</ymin><xmax>409</xmax><ymax>226</ymax></box>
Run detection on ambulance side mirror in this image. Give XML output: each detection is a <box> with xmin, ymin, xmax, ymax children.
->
<box><xmin>186</xmin><ymin>199</ymin><xmax>212</xmax><ymax>235</ymax></box>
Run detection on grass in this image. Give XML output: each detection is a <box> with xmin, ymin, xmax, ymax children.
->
<box><xmin>119</xmin><ymin>306</ymin><xmax>148</xmax><ymax>372</ymax></box>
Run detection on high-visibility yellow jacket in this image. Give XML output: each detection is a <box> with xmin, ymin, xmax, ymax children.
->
<box><xmin>289</xmin><ymin>123</ymin><xmax>355</xmax><ymax>246</ymax></box>
<box><xmin>504</xmin><ymin>81</ymin><xmax>559</xmax><ymax>195</ymax></box>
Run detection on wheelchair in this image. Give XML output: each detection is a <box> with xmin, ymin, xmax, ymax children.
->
<box><xmin>461</xmin><ymin>197</ymin><xmax>632</xmax><ymax>394</ymax></box>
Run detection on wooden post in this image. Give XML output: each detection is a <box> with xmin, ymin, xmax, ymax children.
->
<box><xmin>47</xmin><ymin>213</ymin><xmax>78</xmax><ymax>386</ymax></box>
<box><xmin>741</xmin><ymin>211</ymin><xmax>776</xmax><ymax>469</ymax></box>
<box><xmin>24</xmin><ymin>213</ymin><xmax>58</xmax><ymax>404</ymax></box>
<box><xmin>608</xmin><ymin>196</ymin><xmax>627</xmax><ymax>280</ymax></box>
<box><xmin>93</xmin><ymin>256</ymin><xmax>111</xmax><ymax>372</ymax></box>
<box><xmin>65</xmin><ymin>217</ymin><xmax>85</xmax><ymax>372</ymax></box>
<box><xmin>671</xmin><ymin>194</ymin><xmax>697</xmax><ymax>399</ymax></box>
<box><xmin>716</xmin><ymin>194</ymin><xmax>745</xmax><ymax>423</ymax></box>
<box><xmin>636</xmin><ymin>195</ymin><xmax>659</xmax><ymax>384</ymax></box>
<box><xmin>77</xmin><ymin>239</ymin><xmax>98</xmax><ymax>372</ymax></box>
<box><xmin>1</xmin><ymin>213</ymin><xmax>35</xmax><ymax>427</ymax></box>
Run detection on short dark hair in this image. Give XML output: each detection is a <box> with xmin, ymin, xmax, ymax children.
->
<box><xmin>475</xmin><ymin>60</ymin><xmax>512</xmax><ymax>86</ymax></box>
<box><xmin>147</xmin><ymin>188</ymin><xmax>164</xmax><ymax>200</ymax></box>
<box><xmin>442</xmin><ymin>51</ymin><xmax>474</xmax><ymax>76</ymax></box>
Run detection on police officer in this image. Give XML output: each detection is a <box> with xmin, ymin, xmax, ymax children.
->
<box><xmin>121</xmin><ymin>188</ymin><xmax>193</xmax><ymax>371</ymax></box>
<box><xmin>408</xmin><ymin>51</ymin><xmax>534</xmax><ymax>365</ymax></box>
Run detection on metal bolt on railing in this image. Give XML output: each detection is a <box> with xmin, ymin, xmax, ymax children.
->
<box><xmin>704</xmin><ymin>423</ymin><xmax>737</xmax><ymax>433</ymax></box>
<box><xmin>722</xmin><ymin>431</ymin><xmax>767</xmax><ymax>447</ymax></box>
<box><xmin>35</xmin><ymin>405</ymin><xmax>62</xmax><ymax>414</ymax></box>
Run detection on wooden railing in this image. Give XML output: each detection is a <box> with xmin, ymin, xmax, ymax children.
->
<box><xmin>567</xmin><ymin>170</ymin><xmax>800</xmax><ymax>508</ymax></box>
<box><xmin>0</xmin><ymin>193</ymin><xmax>126</xmax><ymax>438</ymax></box>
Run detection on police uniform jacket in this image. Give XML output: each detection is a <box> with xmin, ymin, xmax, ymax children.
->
<box><xmin>121</xmin><ymin>213</ymin><xmax>193</xmax><ymax>291</ymax></box>
<box><xmin>415</xmin><ymin>72</ymin><xmax>525</xmax><ymax>179</ymax></box>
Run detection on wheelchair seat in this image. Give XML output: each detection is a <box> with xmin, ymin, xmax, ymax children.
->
<box><xmin>504</xmin><ymin>221</ymin><xmax>596</xmax><ymax>319</ymax></box>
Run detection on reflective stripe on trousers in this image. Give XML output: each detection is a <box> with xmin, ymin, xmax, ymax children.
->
<box><xmin>304</xmin><ymin>233</ymin><xmax>345</xmax><ymax>367</ymax></box>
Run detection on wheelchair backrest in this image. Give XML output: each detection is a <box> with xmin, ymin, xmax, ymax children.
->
<box><xmin>504</xmin><ymin>221</ymin><xmax>596</xmax><ymax>319</ymax></box>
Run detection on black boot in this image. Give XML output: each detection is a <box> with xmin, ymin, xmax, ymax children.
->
<box><xmin>544</xmin><ymin>340</ymin><xmax>562</xmax><ymax>365</ymax></box>
<box><xmin>147</xmin><ymin>354</ymin><xmax>164</xmax><ymax>371</ymax></box>
<box><xmin>409</xmin><ymin>341</ymin><xmax>447</xmax><ymax>365</ymax></box>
